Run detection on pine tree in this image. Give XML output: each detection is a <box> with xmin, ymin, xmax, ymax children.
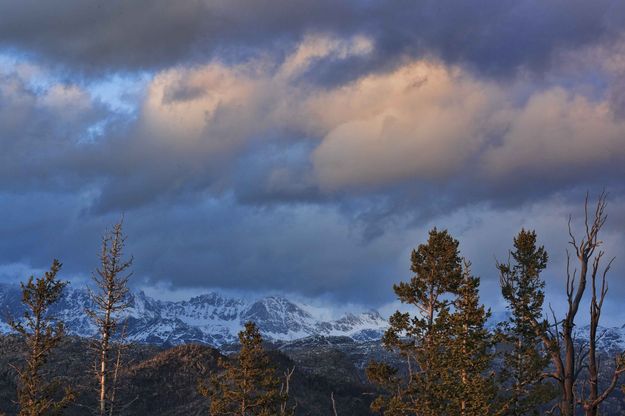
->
<box><xmin>86</xmin><ymin>221</ymin><xmax>133</xmax><ymax>416</ymax></box>
<box><xmin>9</xmin><ymin>259</ymin><xmax>74</xmax><ymax>416</ymax></box>
<box><xmin>496</xmin><ymin>229</ymin><xmax>555</xmax><ymax>415</ymax></box>
<box><xmin>444</xmin><ymin>262</ymin><xmax>496</xmax><ymax>416</ymax></box>
<box><xmin>367</xmin><ymin>228</ymin><xmax>465</xmax><ymax>415</ymax></box>
<box><xmin>200</xmin><ymin>321</ymin><xmax>289</xmax><ymax>416</ymax></box>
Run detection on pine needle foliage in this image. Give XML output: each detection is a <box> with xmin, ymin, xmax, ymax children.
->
<box><xmin>200</xmin><ymin>322</ymin><xmax>289</xmax><ymax>416</ymax></box>
<box><xmin>443</xmin><ymin>263</ymin><xmax>496</xmax><ymax>415</ymax></box>
<box><xmin>367</xmin><ymin>228</ymin><xmax>494</xmax><ymax>416</ymax></box>
<box><xmin>496</xmin><ymin>229</ymin><xmax>555</xmax><ymax>415</ymax></box>
<box><xmin>9</xmin><ymin>259</ymin><xmax>74</xmax><ymax>416</ymax></box>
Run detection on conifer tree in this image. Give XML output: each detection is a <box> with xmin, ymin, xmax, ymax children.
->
<box><xmin>497</xmin><ymin>229</ymin><xmax>555</xmax><ymax>415</ymax></box>
<box><xmin>367</xmin><ymin>228</ymin><xmax>468</xmax><ymax>415</ymax></box>
<box><xmin>9</xmin><ymin>259</ymin><xmax>74</xmax><ymax>416</ymax></box>
<box><xmin>86</xmin><ymin>221</ymin><xmax>133</xmax><ymax>416</ymax></box>
<box><xmin>200</xmin><ymin>321</ymin><xmax>290</xmax><ymax>416</ymax></box>
<box><xmin>444</xmin><ymin>262</ymin><xmax>495</xmax><ymax>416</ymax></box>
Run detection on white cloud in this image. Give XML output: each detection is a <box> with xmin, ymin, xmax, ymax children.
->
<box><xmin>134</xmin><ymin>40</ymin><xmax>625</xmax><ymax>196</ymax></box>
<box><xmin>310</xmin><ymin>62</ymin><xmax>506</xmax><ymax>189</ymax></box>
<box><xmin>482</xmin><ymin>88</ymin><xmax>625</xmax><ymax>178</ymax></box>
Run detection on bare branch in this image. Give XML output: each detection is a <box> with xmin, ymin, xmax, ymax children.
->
<box><xmin>331</xmin><ymin>392</ymin><xmax>339</xmax><ymax>416</ymax></box>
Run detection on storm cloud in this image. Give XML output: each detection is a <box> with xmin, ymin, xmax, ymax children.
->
<box><xmin>1</xmin><ymin>0</ymin><xmax>625</xmax><ymax>78</ymax></box>
<box><xmin>0</xmin><ymin>0</ymin><xmax>625</xmax><ymax>313</ymax></box>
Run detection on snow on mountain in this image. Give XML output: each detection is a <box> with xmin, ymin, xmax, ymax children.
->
<box><xmin>0</xmin><ymin>321</ymin><xmax>10</xmax><ymax>333</ymax></box>
<box><xmin>4</xmin><ymin>282</ymin><xmax>625</xmax><ymax>352</ymax></box>
<box><xmin>0</xmin><ymin>283</ymin><xmax>388</xmax><ymax>347</ymax></box>
<box><xmin>486</xmin><ymin>308</ymin><xmax>625</xmax><ymax>352</ymax></box>
<box><xmin>573</xmin><ymin>324</ymin><xmax>625</xmax><ymax>353</ymax></box>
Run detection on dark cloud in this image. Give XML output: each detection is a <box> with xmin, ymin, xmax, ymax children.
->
<box><xmin>2</xmin><ymin>188</ymin><xmax>625</xmax><ymax>320</ymax></box>
<box><xmin>0</xmin><ymin>191</ymin><xmax>411</xmax><ymax>305</ymax></box>
<box><xmin>0</xmin><ymin>0</ymin><xmax>352</xmax><ymax>74</ymax></box>
<box><xmin>0</xmin><ymin>72</ymin><xmax>111</xmax><ymax>191</ymax></box>
<box><xmin>2</xmin><ymin>0</ymin><xmax>625</xmax><ymax>80</ymax></box>
<box><xmin>2</xmin><ymin>0</ymin><xmax>625</xmax><ymax>312</ymax></box>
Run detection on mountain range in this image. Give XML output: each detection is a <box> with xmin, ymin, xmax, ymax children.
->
<box><xmin>0</xmin><ymin>283</ymin><xmax>387</xmax><ymax>346</ymax></box>
<box><xmin>4</xmin><ymin>283</ymin><xmax>625</xmax><ymax>414</ymax></box>
<box><xmin>2</xmin><ymin>282</ymin><xmax>625</xmax><ymax>354</ymax></box>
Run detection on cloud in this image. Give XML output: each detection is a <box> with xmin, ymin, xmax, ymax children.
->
<box><xmin>311</xmin><ymin>64</ymin><xmax>625</xmax><ymax>195</ymax></box>
<box><xmin>2</xmin><ymin>3</ymin><xmax>625</xmax><ymax>310</ymax></box>
<box><xmin>481</xmin><ymin>88</ymin><xmax>625</xmax><ymax>180</ymax></box>
<box><xmin>310</xmin><ymin>62</ymin><xmax>505</xmax><ymax>189</ymax></box>
<box><xmin>0</xmin><ymin>191</ymin><xmax>411</xmax><ymax>304</ymax></box>
<box><xmin>2</xmin><ymin>0</ymin><xmax>625</xmax><ymax>81</ymax></box>
<box><xmin>0</xmin><ymin>71</ymin><xmax>109</xmax><ymax>190</ymax></box>
<box><xmin>3</xmin><ymin>36</ymin><xmax>625</xmax><ymax>219</ymax></box>
<box><xmin>2</xmin><ymin>187</ymin><xmax>624</xmax><ymax>318</ymax></box>
<box><xmin>131</xmin><ymin>51</ymin><xmax>625</xmax><ymax>202</ymax></box>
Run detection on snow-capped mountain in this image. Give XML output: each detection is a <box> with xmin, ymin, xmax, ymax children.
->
<box><xmin>4</xmin><ymin>282</ymin><xmax>624</xmax><ymax>352</ymax></box>
<box><xmin>487</xmin><ymin>310</ymin><xmax>625</xmax><ymax>353</ymax></box>
<box><xmin>0</xmin><ymin>283</ymin><xmax>387</xmax><ymax>346</ymax></box>
<box><xmin>572</xmin><ymin>324</ymin><xmax>625</xmax><ymax>353</ymax></box>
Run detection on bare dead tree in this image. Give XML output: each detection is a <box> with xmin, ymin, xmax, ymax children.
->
<box><xmin>107</xmin><ymin>322</ymin><xmax>129</xmax><ymax>416</ymax></box>
<box><xmin>280</xmin><ymin>366</ymin><xmax>296</xmax><ymax>416</ymax></box>
<box><xmin>86</xmin><ymin>221</ymin><xmax>133</xmax><ymax>416</ymax></box>
<box><xmin>529</xmin><ymin>192</ymin><xmax>624</xmax><ymax>415</ymax></box>
<box><xmin>575</xmin><ymin>198</ymin><xmax>625</xmax><ymax>416</ymax></box>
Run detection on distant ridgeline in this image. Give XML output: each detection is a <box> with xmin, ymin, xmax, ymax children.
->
<box><xmin>0</xmin><ymin>283</ymin><xmax>388</xmax><ymax>347</ymax></box>
<box><xmin>2</xmin><ymin>283</ymin><xmax>625</xmax><ymax>351</ymax></box>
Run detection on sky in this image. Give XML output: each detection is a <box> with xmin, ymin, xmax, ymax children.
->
<box><xmin>1</xmin><ymin>0</ymin><xmax>625</xmax><ymax>323</ymax></box>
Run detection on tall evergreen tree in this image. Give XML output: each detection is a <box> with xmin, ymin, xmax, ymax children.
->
<box><xmin>444</xmin><ymin>262</ymin><xmax>495</xmax><ymax>416</ymax></box>
<box><xmin>497</xmin><ymin>229</ymin><xmax>555</xmax><ymax>415</ymax></box>
<box><xmin>200</xmin><ymin>321</ymin><xmax>290</xmax><ymax>416</ymax></box>
<box><xmin>9</xmin><ymin>260</ymin><xmax>74</xmax><ymax>416</ymax></box>
<box><xmin>368</xmin><ymin>228</ymin><xmax>493</xmax><ymax>415</ymax></box>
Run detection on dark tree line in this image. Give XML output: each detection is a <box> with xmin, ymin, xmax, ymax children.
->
<box><xmin>4</xmin><ymin>194</ymin><xmax>625</xmax><ymax>416</ymax></box>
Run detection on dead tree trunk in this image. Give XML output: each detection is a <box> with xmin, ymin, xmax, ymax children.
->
<box><xmin>331</xmin><ymin>392</ymin><xmax>338</xmax><ymax>416</ymax></box>
<box><xmin>551</xmin><ymin>193</ymin><xmax>623</xmax><ymax>415</ymax></box>
<box><xmin>516</xmin><ymin>193</ymin><xmax>624</xmax><ymax>415</ymax></box>
<box><xmin>280</xmin><ymin>367</ymin><xmax>295</xmax><ymax>416</ymax></box>
<box><xmin>87</xmin><ymin>221</ymin><xmax>133</xmax><ymax>416</ymax></box>
<box><xmin>580</xmin><ymin>244</ymin><xmax>624</xmax><ymax>415</ymax></box>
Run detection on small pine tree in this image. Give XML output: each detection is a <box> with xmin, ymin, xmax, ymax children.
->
<box><xmin>9</xmin><ymin>259</ymin><xmax>74</xmax><ymax>416</ymax></box>
<box><xmin>200</xmin><ymin>322</ymin><xmax>289</xmax><ymax>416</ymax></box>
<box><xmin>497</xmin><ymin>229</ymin><xmax>555</xmax><ymax>415</ymax></box>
